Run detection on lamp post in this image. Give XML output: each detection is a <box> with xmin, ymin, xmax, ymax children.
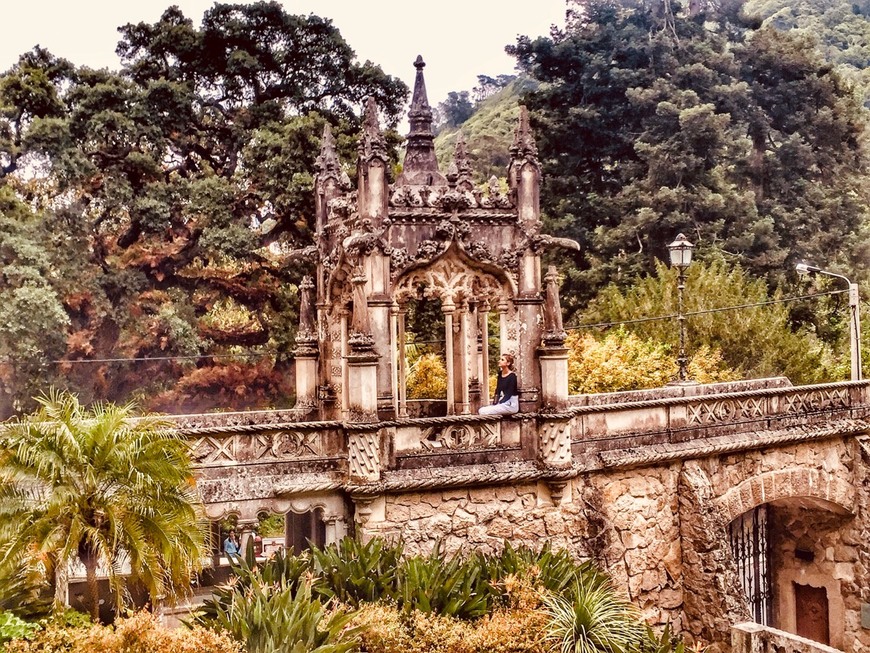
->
<box><xmin>796</xmin><ymin>263</ymin><xmax>862</xmax><ymax>381</ymax></box>
<box><xmin>668</xmin><ymin>234</ymin><xmax>695</xmax><ymax>384</ymax></box>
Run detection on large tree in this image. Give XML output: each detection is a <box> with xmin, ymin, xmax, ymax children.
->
<box><xmin>0</xmin><ymin>390</ymin><xmax>205</xmax><ymax>620</ymax></box>
<box><xmin>0</xmin><ymin>2</ymin><xmax>408</xmax><ymax>415</ymax></box>
<box><xmin>510</xmin><ymin>0</ymin><xmax>870</xmax><ymax>312</ymax></box>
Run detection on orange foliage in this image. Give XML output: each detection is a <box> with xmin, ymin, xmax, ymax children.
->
<box><xmin>146</xmin><ymin>359</ymin><xmax>293</xmax><ymax>413</ymax></box>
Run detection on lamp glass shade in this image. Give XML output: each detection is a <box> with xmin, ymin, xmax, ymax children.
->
<box><xmin>668</xmin><ymin>234</ymin><xmax>694</xmax><ymax>269</ymax></box>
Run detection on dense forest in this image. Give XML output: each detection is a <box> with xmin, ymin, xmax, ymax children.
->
<box><xmin>2</xmin><ymin>0</ymin><xmax>870</xmax><ymax>416</ymax></box>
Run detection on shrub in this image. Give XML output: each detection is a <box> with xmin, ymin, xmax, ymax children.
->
<box><xmin>0</xmin><ymin>612</ymin><xmax>39</xmax><ymax>645</ymax></box>
<box><xmin>3</xmin><ymin>611</ymin><xmax>241</xmax><ymax>653</ymax></box>
<box><xmin>406</xmin><ymin>353</ymin><xmax>448</xmax><ymax>399</ymax></box>
<box><xmin>312</xmin><ymin>536</ymin><xmax>403</xmax><ymax>606</ymax></box>
<box><xmin>543</xmin><ymin>579</ymin><xmax>646</xmax><ymax>653</ymax></box>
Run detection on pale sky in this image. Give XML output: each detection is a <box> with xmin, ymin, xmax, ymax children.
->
<box><xmin>0</xmin><ymin>1</ymin><xmax>567</xmax><ymax>113</ymax></box>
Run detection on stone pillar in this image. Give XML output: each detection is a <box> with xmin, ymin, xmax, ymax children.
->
<box><xmin>480</xmin><ymin>299</ymin><xmax>491</xmax><ymax>406</ymax></box>
<box><xmin>468</xmin><ymin>301</ymin><xmax>481</xmax><ymax>411</ymax></box>
<box><xmin>389</xmin><ymin>301</ymin><xmax>400</xmax><ymax>416</ymax></box>
<box><xmin>292</xmin><ymin>276</ymin><xmax>319</xmax><ymax>419</ymax></box>
<box><xmin>397</xmin><ymin>306</ymin><xmax>408</xmax><ymax>418</ymax></box>
<box><xmin>680</xmin><ymin>461</ymin><xmax>751</xmax><ymax>648</ymax></box>
<box><xmin>457</xmin><ymin>300</ymin><xmax>470</xmax><ymax>414</ymax></box>
<box><xmin>367</xmin><ymin>254</ymin><xmax>394</xmax><ymax>419</ymax></box>
<box><xmin>237</xmin><ymin>519</ymin><xmax>258</xmax><ymax>557</ymax></box>
<box><xmin>443</xmin><ymin>297</ymin><xmax>456</xmax><ymax>415</ymax></box>
<box><xmin>340</xmin><ymin>310</ymin><xmax>350</xmax><ymax>419</ymax></box>
<box><xmin>347</xmin><ymin>268</ymin><xmax>379</xmax><ymax>423</ymax></box>
<box><xmin>324</xmin><ymin>514</ymin><xmax>348</xmax><ymax>545</ymax></box>
<box><xmin>538</xmin><ymin>265</ymin><xmax>569</xmax><ymax>412</ymax></box>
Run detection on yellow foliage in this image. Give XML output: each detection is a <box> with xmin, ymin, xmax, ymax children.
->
<box><xmin>4</xmin><ymin>611</ymin><xmax>242</xmax><ymax>653</ymax></box>
<box><xmin>352</xmin><ymin>603</ymin><xmax>547</xmax><ymax>653</ymax></box>
<box><xmin>406</xmin><ymin>353</ymin><xmax>448</xmax><ymax>399</ymax></box>
<box><xmin>567</xmin><ymin>329</ymin><xmax>739</xmax><ymax>394</ymax></box>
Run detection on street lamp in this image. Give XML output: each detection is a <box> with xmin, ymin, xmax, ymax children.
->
<box><xmin>796</xmin><ymin>263</ymin><xmax>862</xmax><ymax>381</ymax></box>
<box><xmin>668</xmin><ymin>234</ymin><xmax>695</xmax><ymax>384</ymax></box>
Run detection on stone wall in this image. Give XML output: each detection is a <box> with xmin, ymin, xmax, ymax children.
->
<box><xmin>360</xmin><ymin>436</ymin><xmax>870</xmax><ymax>652</ymax></box>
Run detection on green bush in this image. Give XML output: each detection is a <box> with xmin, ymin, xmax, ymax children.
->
<box><xmin>0</xmin><ymin>611</ymin><xmax>38</xmax><ymax>645</ymax></box>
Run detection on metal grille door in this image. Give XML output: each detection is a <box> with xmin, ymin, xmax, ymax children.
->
<box><xmin>728</xmin><ymin>505</ymin><xmax>771</xmax><ymax>624</ymax></box>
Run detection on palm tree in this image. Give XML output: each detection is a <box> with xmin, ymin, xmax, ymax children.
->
<box><xmin>0</xmin><ymin>389</ymin><xmax>206</xmax><ymax>620</ymax></box>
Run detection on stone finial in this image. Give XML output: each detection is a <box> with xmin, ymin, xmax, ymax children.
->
<box><xmin>293</xmin><ymin>276</ymin><xmax>318</xmax><ymax>357</ymax></box>
<box><xmin>510</xmin><ymin>106</ymin><xmax>539</xmax><ymax>162</ymax></box>
<box><xmin>359</xmin><ymin>96</ymin><xmax>388</xmax><ymax>162</ymax></box>
<box><xmin>408</xmin><ymin>55</ymin><xmax>433</xmax><ymax>127</ymax></box>
<box><xmin>453</xmin><ymin>132</ymin><xmax>474</xmax><ymax>191</ymax></box>
<box><xmin>298</xmin><ymin>276</ymin><xmax>316</xmax><ymax>335</ymax></box>
<box><xmin>542</xmin><ymin>265</ymin><xmax>567</xmax><ymax>345</ymax></box>
<box><xmin>395</xmin><ymin>56</ymin><xmax>447</xmax><ymax>187</ymax></box>
<box><xmin>315</xmin><ymin>123</ymin><xmax>340</xmax><ymax>178</ymax></box>
<box><xmin>348</xmin><ymin>266</ymin><xmax>374</xmax><ymax>351</ymax></box>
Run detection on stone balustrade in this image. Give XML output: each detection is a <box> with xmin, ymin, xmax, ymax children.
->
<box><xmin>732</xmin><ymin>622</ymin><xmax>843</xmax><ymax>653</ymax></box>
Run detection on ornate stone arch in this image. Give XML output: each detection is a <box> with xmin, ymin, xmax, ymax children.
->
<box><xmin>393</xmin><ymin>241</ymin><xmax>515</xmax><ymax>306</ymax></box>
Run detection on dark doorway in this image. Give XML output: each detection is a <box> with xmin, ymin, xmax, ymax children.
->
<box><xmin>794</xmin><ymin>583</ymin><xmax>830</xmax><ymax>645</ymax></box>
<box><xmin>285</xmin><ymin>509</ymin><xmax>326</xmax><ymax>553</ymax></box>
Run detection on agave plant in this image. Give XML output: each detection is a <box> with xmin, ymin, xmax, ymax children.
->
<box><xmin>196</xmin><ymin>548</ymin><xmax>312</xmax><ymax>624</ymax></box>
<box><xmin>397</xmin><ymin>544</ymin><xmax>491</xmax><ymax>620</ymax></box>
<box><xmin>195</xmin><ymin>553</ymin><xmax>355</xmax><ymax>653</ymax></box>
<box><xmin>312</xmin><ymin>536</ymin><xmax>402</xmax><ymax>606</ymax></box>
<box><xmin>544</xmin><ymin>579</ymin><xmax>646</xmax><ymax>653</ymax></box>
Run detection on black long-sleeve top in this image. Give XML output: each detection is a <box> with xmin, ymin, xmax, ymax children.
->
<box><xmin>493</xmin><ymin>371</ymin><xmax>518</xmax><ymax>404</ymax></box>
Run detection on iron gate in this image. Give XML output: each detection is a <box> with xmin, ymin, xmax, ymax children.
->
<box><xmin>728</xmin><ymin>504</ymin><xmax>772</xmax><ymax>624</ymax></box>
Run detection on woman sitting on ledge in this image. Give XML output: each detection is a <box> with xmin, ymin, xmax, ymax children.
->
<box><xmin>479</xmin><ymin>354</ymin><xmax>519</xmax><ymax>415</ymax></box>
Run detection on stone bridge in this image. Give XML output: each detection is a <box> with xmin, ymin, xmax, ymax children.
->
<box><xmin>173</xmin><ymin>377</ymin><xmax>870</xmax><ymax>653</ymax></box>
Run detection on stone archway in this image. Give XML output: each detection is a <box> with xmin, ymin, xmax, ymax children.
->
<box><xmin>393</xmin><ymin>245</ymin><xmax>514</xmax><ymax>415</ymax></box>
<box><xmin>717</xmin><ymin>469</ymin><xmax>857</xmax><ymax>650</ymax></box>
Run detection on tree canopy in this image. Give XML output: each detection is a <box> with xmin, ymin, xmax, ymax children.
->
<box><xmin>510</xmin><ymin>0</ymin><xmax>870</xmax><ymax>311</ymax></box>
<box><xmin>0</xmin><ymin>2</ymin><xmax>408</xmax><ymax>416</ymax></box>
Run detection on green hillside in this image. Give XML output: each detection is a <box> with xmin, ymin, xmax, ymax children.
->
<box><xmin>433</xmin><ymin>78</ymin><xmax>535</xmax><ymax>182</ymax></box>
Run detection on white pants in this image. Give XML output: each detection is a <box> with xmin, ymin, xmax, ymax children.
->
<box><xmin>479</xmin><ymin>396</ymin><xmax>519</xmax><ymax>415</ymax></box>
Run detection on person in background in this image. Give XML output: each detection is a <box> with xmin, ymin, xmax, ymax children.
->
<box><xmin>223</xmin><ymin>528</ymin><xmax>240</xmax><ymax>558</ymax></box>
<box><xmin>479</xmin><ymin>353</ymin><xmax>519</xmax><ymax>415</ymax></box>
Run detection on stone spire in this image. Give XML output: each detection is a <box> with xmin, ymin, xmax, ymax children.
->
<box><xmin>315</xmin><ymin>123</ymin><xmax>340</xmax><ymax>179</ymax></box>
<box><xmin>359</xmin><ymin>96</ymin><xmax>388</xmax><ymax>163</ymax></box>
<box><xmin>510</xmin><ymin>105</ymin><xmax>539</xmax><ymax>163</ymax></box>
<box><xmin>452</xmin><ymin>132</ymin><xmax>473</xmax><ymax>191</ymax></box>
<box><xmin>395</xmin><ymin>56</ymin><xmax>447</xmax><ymax>187</ymax></box>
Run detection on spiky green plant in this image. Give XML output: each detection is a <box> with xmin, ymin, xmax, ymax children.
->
<box><xmin>397</xmin><ymin>544</ymin><xmax>491</xmax><ymax>620</ymax></box>
<box><xmin>196</xmin><ymin>547</ymin><xmax>313</xmax><ymax>624</ymax></box>
<box><xmin>544</xmin><ymin>579</ymin><xmax>645</xmax><ymax>653</ymax></box>
<box><xmin>0</xmin><ymin>389</ymin><xmax>206</xmax><ymax>620</ymax></box>
<box><xmin>312</xmin><ymin>536</ymin><xmax>402</xmax><ymax>606</ymax></box>
<box><xmin>200</xmin><ymin>578</ymin><xmax>357</xmax><ymax>653</ymax></box>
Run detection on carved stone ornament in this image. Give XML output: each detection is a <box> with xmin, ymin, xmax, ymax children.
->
<box><xmin>420</xmin><ymin>422</ymin><xmax>499</xmax><ymax>450</ymax></box>
<box><xmin>538</xmin><ymin>420</ymin><xmax>572</xmax><ymax>469</ymax></box>
<box><xmin>271</xmin><ymin>430</ymin><xmax>322</xmax><ymax>457</ymax></box>
<box><xmin>542</xmin><ymin>265</ymin><xmax>567</xmax><ymax>347</ymax></box>
<box><xmin>394</xmin><ymin>248</ymin><xmax>509</xmax><ymax>305</ymax></box>
<box><xmin>348</xmin><ymin>430</ymin><xmax>380</xmax><ymax>481</ymax></box>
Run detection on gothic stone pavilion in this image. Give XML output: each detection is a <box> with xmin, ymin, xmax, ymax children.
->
<box><xmin>174</xmin><ymin>59</ymin><xmax>870</xmax><ymax>653</ymax></box>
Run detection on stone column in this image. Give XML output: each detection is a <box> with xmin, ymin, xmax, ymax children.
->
<box><xmin>468</xmin><ymin>300</ymin><xmax>481</xmax><ymax>411</ymax></box>
<box><xmin>443</xmin><ymin>297</ymin><xmax>456</xmax><ymax>415</ymax></box>
<box><xmin>347</xmin><ymin>267</ymin><xmax>379</xmax><ymax>423</ymax></box>
<box><xmin>324</xmin><ymin>515</ymin><xmax>348</xmax><ymax>545</ymax></box>
<box><xmin>389</xmin><ymin>301</ymin><xmax>400</xmax><ymax>416</ymax></box>
<box><xmin>292</xmin><ymin>276</ymin><xmax>319</xmax><ymax>419</ymax></box>
<box><xmin>340</xmin><ymin>310</ymin><xmax>350</xmax><ymax>419</ymax></box>
<box><xmin>398</xmin><ymin>306</ymin><xmax>408</xmax><ymax>418</ymax></box>
<box><xmin>480</xmin><ymin>299</ymin><xmax>491</xmax><ymax>406</ymax></box>
<box><xmin>458</xmin><ymin>300</ymin><xmax>470</xmax><ymax>414</ymax></box>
